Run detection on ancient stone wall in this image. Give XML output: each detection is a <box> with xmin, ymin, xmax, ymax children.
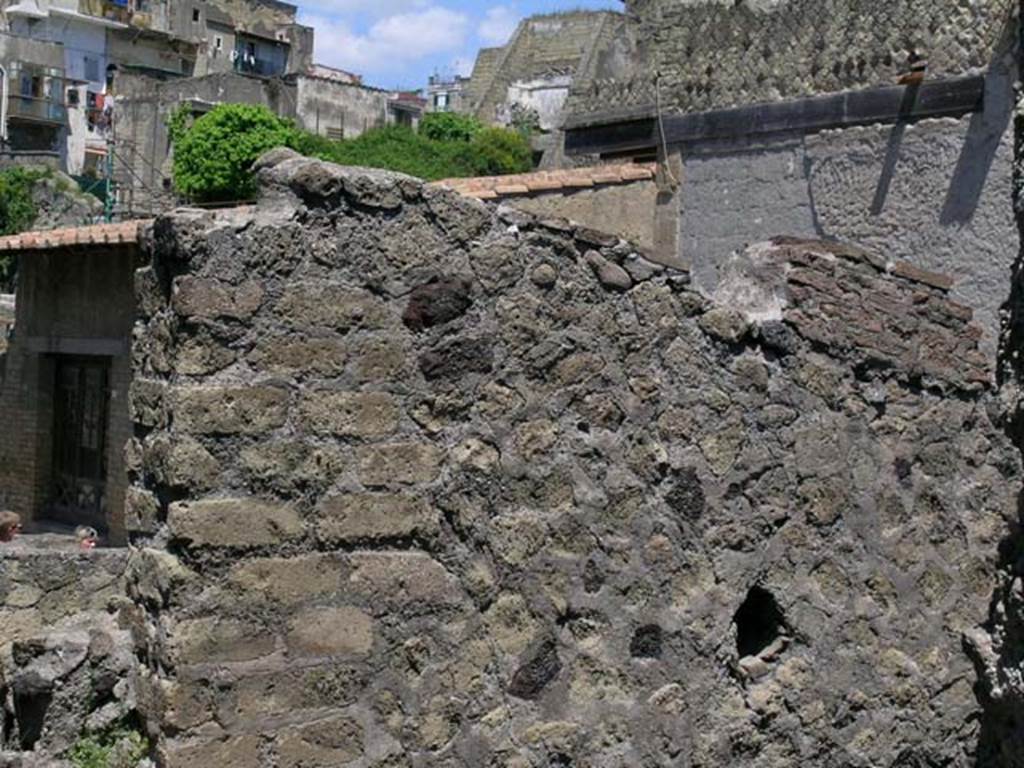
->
<box><xmin>0</xmin><ymin>546</ymin><xmax>134</xmax><ymax>762</ymax></box>
<box><xmin>119</xmin><ymin>151</ymin><xmax>1019</xmax><ymax>766</ymax></box>
<box><xmin>568</xmin><ymin>0</ymin><xmax>1016</xmax><ymax>117</ymax></box>
<box><xmin>972</xmin><ymin>64</ymin><xmax>1024</xmax><ymax>768</ymax></box>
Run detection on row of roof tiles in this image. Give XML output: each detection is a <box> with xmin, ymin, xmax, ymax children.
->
<box><xmin>0</xmin><ymin>221</ymin><xmax>149</xmax><ymax>253</ymax></box>
<box><xmin>432</xmin><ymin>162</ymin><xmax>658</xmax><ymax>199</ymax></box>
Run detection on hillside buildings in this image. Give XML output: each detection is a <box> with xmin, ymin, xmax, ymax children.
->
<box><xmin>0</xmin><ymin>0</ymin><xmax>423</xmax><ymax>215</ymax></box>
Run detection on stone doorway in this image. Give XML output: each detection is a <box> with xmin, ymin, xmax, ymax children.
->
<box><xmin>46</xmin><ymin>355</ymin><xmax>110</xmax><ymax>531</ymax></box>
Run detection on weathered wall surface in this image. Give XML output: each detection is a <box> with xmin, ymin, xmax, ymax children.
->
<box><xmin>294</xmin><ymin>76</ymin><xmax>388</xmax><ymax>139</ymax></box>
<box><xmin>505</xmin><ymin>180</ymin><xmax>658</xmax><ymax>252</ymax></box>
<box><xmin>119</xmin><ymin>151</ymin><xmax>1018</xmax><ymax>767</ymax></box>
<box><xmin>680</xmin><ymin>58</ymin><xmax>1017</xmax><ymax>354</ymax></box>
<box><xmin>0</xmin><ymin>546</ymin><xmax>135</xmax><ymax>762</ymax></box>
<box><xmin>470</xmin><ymin>11</ymin><xmax>620</xmax><ymax>130</ymax></box>
<box><xmin>971</xmin><ymin>82</ymin><xmax>1024</xmax><ymax>768</ymax></box>
<box><xmin>569</xmin><ymin>0</ymin><xmax>1015</xmax><ymax>117</ymax></box>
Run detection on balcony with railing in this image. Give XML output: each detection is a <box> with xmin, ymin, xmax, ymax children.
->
<box><xmin>5</xmin><ymin>65</ymin><xmax>67</xmax><ymax>126</ymax></box>
<box><xmin>8</xmin><ymin>94</ymin><xmax>67</xmax><ymax>125</ymax></box>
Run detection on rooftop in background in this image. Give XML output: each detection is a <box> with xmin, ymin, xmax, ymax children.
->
<box><xmin>304</xmin><ymin>64</ymin><xmax>363</xmax><ymax>86</ymax></box>
<box><xmin>433</xmin><ymin>162</ymin><xmax>657</xmax><ymax>200</ymax></box>
<box><xmin>0</xmin><ymin>221</ymin><xmax>149</xmax><ymax>252</ymax></box>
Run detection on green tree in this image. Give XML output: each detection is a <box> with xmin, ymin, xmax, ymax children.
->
<box><xmin>418</xmin><ymin>112</ymin><xmax>484</xmax><ymax>143</ymax></box>
<box><xmin>467</xmin><ymin>127</ymin><xmax>533</xmax><ymax>176</ymax></box>
<box><xmin>172</xmin><ymin>104</ymin><xmax>296</xmax><ymax>202</ymax></box>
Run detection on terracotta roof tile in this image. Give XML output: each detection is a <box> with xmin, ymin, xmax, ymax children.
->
<box><xmin>432</xmin><ymin>162</ymin><xmax>658</xmax><ymax>200</ymax></box>
<box><xmin>0</xmin><ymin>220</ymin><xmax>151</xmax><ymax>253</ymax></box>
<box><xmin>494</xmin><ymin>184</ymin><xmax>531</xmax><ymax>196</ymax></box>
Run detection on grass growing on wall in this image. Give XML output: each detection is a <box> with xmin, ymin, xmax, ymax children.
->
<box><xmin>171</xmin><ymin>104</ymin><xmax>534</xmax><ymax>204</ymax></box>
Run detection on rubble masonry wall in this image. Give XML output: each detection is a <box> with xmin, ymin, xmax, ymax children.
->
<box><xmin>120</xmin><ymin>150</ymin><xmax>1020</xmax><ymax>767</ymax></box>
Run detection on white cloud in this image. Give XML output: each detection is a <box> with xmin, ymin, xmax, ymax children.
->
<box><xmin>303</xmin><ymin>6</ymin><xmax>470</xmax><ymax>82</ymax></box>
<box><xmin>478</xmin><ymin>5</ymin><xmax>518</xmax><ymax>46</ymax></box>
<box><xmin>451</xmin><ymin>55</ymin><xmax>474</xmax><ymax>77</ymax></box>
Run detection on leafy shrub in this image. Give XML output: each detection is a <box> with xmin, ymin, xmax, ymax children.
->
<box><xmin>172</xmin><ymin>103</ymin><xmax>296</xmax><ymax>202</ymax></box>
<box><xmin>0</xmin><ymin>167</ymin><xmax>42</xmax><ymax>235</ymax></box>
<box><xmin>67</xmin><ymin>728</ymin><xmax>148</xmax><ymax>768</ymax></box>
<box><xmin>294</xmin><ymin>123</ymin><xmax>533</xmax><ymax>180</ymax></box>
<box><xmin>418</xmin><ymin>112</ymin><xmax>484</xmax><ymax>143</ymax></box>
<box><xmin>170</xmin><ymin>104</ymin><xmax>535</xmax><ymax>201</ymax></box>
<box><xmin>467</xmin><ymin>127</ymin><xmax>533</xmax><ymax>176</ymax></box>
<box><xmin>292</xmin><ymin>125</ymin><xmax>478</xmax><ymax>181</ymax></box>
<box><xmin>0</xmin><ymin>166</ymin><xmax>45</xmax><ymax>289</ymax></box>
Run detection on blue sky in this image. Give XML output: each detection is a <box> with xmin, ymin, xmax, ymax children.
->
<box><xmin>297</xmin><ymin>1</ymin><xmax>622</xmax><ymax>89</ymax></box>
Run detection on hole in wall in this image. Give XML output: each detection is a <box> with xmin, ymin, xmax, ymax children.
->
<box><xmin>13</xmin><ymin>684</ymin><xmax>52</xmax><ymax>750</ymax></box>
<box><xmin>630</xmin><ymin>624</ymin><xmax>664</xmax><ymax>659</ymax></box>
<box><xmin>734</xmin><ymin>585</ymin><xmax>786</xmax><ymax>659</ymax></box>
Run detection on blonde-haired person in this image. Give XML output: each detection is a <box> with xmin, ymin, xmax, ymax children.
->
<box><xmin>0</xmin><ymin>510</ymin><xmax>21</xmax><ymax>543</ymax></box>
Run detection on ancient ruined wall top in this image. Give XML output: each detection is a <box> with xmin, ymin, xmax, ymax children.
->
<box><xmin>567</xmin><ymin>0</ymin><xmax>1016</xmax><ymax>119</ymax></box>
<box><xmin>117</xmin><ymin>151</ymin><xmax>1020</xmax><ymax>767</ymax></box>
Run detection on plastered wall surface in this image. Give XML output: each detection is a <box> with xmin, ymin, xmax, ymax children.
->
<box><xmin>508</xmin><ymin>180</ymin><xmax>659</xmax><ymax>252</ymax></box>
<box><xmin>294</xmin><ymin>77</ymin><xmax>389</xmax><ymax>139</ymax></box>
<box><xmin>681</xmin><ymin>107</ymin><xmax>1017</xmax><ymax>354</ymax></box>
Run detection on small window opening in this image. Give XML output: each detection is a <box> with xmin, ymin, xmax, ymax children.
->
<box><xmin>734</xmin><ymin>586</ymin><xmax>785</xmax><ymax>658</ymax></box>
<box><xmin>192</xmin><ymin>8</ymin><xmax>200</xmax><ymax>22</ymax></box>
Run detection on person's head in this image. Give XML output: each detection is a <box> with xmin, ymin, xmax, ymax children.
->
<box><xmin>0</xmin><ymin>511</ymin><xmax>22</xmax><ymax>542</ymax></box>
<box><xmin>75</xmin><ymin>525</ymin><xmax>98</xmax><ymax>550</ymax></box>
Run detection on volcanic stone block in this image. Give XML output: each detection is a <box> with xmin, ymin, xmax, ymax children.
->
<box><xmin>509</xmin><ymin>637</ymin><xmax>562</xmax><ymax>700</ymax></box>
<box><xmin>160</xmin><ymin>735</ymin><xmax>262</xmax><ymax>768</ymax></box>
<box><xmin>275</xmin><ymin>282</ymin><xmax>390</xmax><ymax>332</ymax></box>
<box><xmin>276</xmin><ymin>715</ymin><xmax>365</xmax><ymax>767</ymax></box>
<box><xmin>345</xmin><ymin>552</ymin><xmax>463</xmax><ymax>610</ymax></box>
<box><xmin>249</xmin><ymin>339</ymin><xmax>348</xmax><ymax>376</ymax></box>
<box><xmin>698</xmin><ymin>307</ymin><xmax>751</xmax><ymax>342</ymax></box>
<box><xmin>155</xmin><ymin>678</ymin><xmax>213</xmax><ymax>733</ymax></box>
<box><xmin>402</xmin><ymin>277</ymin><xmax>474</xmax><ymax>332</ymax></box>
<box><xmin>418</xmin><ymin>337</ymin><xmax>494</xmax><ymax>380</ymax></box>
<box><xmin>315</xmin><ymin>493</ymin><xmax>438</xmax><ymax>544</ymax></box>
<box><xmin>228</xmin><ymin>555</ymin><xmax>347</xmax><ymax>606</ymax></box>
<box><xmin>145</xmin><ymin>435</ymin><xmax>220</xmax><ymax>491</ymax></box>
<box><xmin>170</xmin><ymin>617</ymin><xmax>276</xmax><ymax>664</ymax></box>
<box><xmin>171</xmin><ymin>277</ymin><xmax>264</xmax><ymax>321</ymax></box>
<box><xmin>299</xmin><ymin>391</ymin><xmax>400</xmax><ymax>437</ymax></box>
<box><xmin>351</xmin><ymin>336</ymin><xmax>408</xmax><ymax>382</ymax></box>
<box><xmin>167</xmin><ymin>498</ymin><xmax>303</xmax><ymax>548</ymax></box>
<box><xmin>286</xmin><ymin>606</ymin><xmax>374</xmax><ymax>657</ymax></box>
<box><xmin>172</xmin><ymin>386</ymin><xmax>289</xmax><ymax>435</ymax></box>
<box><xmin>124</xmin><ymin>488</ymin><xmax>160</xmax><ymax>534</ymax></box>
<box><xmin>239</xmin><ymin>440</ymin><xmax>347</xmax><ymax>495</ymax></box>
<box><xmin>129</xmin><ymin>378</ymin><xmax>168</xmax><ymax>428</ymax></box>
<box><xmin>356</xmin><ymin>443</ymin><xmax>443</xmax><ymax>485</ymax></box>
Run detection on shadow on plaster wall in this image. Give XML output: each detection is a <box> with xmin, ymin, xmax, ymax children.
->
<box><xmin>869</xmin><ymin>27</ymin><xmax>1016</xmax><ymax>225</ymax></box>
<box><xmin>868</xmin><ymin>85</ymin><xmax>918</xmax><ymax>216</ymax></box>
<box><xmin>939</xmin><ymin>30</ymin><xmax>1016</xmax><ymax>226</ymax></box>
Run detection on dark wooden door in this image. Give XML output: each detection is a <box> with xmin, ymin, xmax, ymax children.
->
<box><xmin>48</xmin><ymin>357</ymin><xmax>109</xmax><ymax>530</ymax></box>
